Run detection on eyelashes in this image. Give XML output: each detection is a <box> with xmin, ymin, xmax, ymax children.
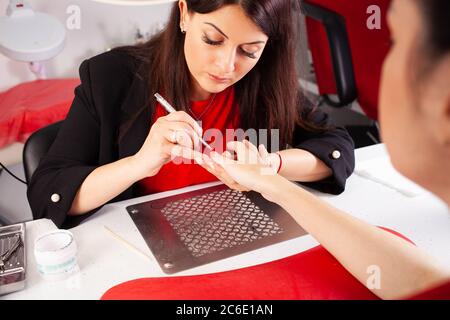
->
<box><xmin>202</xmin><ymin>35</ymin><xmax>257</xmax><ymax>59</ymax></box>
<box><xmin>202</xmin><ymin>35</ymin><xmax>221</xmax><ymax>46</ymax></box>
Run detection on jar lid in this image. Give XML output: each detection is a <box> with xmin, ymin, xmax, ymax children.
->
<box><xmin>34</xmin><ymin>230</ymin><xmax>79</xmax><ymax>281</ymax></box>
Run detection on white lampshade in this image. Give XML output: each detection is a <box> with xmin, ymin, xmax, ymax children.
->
<box><xmin>91</xmin><ymin>0</ymin><xmax>176</xmax><ymax>6</ymax></box>
<box><xmin>0</xmin><ymin>1</ymin><xmax>65</xmax><ymax>62</ymax></box>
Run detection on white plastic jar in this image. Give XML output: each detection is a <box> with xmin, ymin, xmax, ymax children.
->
<box><xmin>34</xmin><ymin>230</ymin><xmax>79</xmax><ymax>281</ymax></box>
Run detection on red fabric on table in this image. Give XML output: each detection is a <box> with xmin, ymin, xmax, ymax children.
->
<box><xmin>101</xmin><ymin>227</ymin><xmax>416</xmax><ymax>300</ymax></box>
<box><xmin>0</xmin><ymin>79</ymin><xmax>80</xmax><ymax>148</ymax></box>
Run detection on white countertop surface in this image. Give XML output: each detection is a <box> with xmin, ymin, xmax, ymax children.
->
<box><xmin>3</xmin><ymin>144</ymin><xmax>449</xmax><ymax>299</ymax></box>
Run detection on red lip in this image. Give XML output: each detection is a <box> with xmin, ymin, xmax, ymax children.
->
<box><xmin>208</xmin><ymin>73</ymin><xmax>231</xmax><ymax>83</ymax></box>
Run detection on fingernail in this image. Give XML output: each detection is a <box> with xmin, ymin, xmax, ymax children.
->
<box><xmin>172</xmin><ymin>146</ymin><xmax>181</xmax><ymax>156</ymax></box>
<box><xmin>210</xmin><ymin>152</ymin><xmax>220</xmax><ymax>161</ymax></box>
<box><xmin>195</xmin><ymin>157</ymin><xmax>204</xmax><ymax>165</ymax></box>
<box><xmin>205</xmin><ymin>157</ymin><xmax>215</xmax><ymax>168</ymax></box>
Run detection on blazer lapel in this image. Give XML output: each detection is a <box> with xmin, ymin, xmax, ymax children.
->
<box><xmin>118</xmin><ymin>67</ymin><xmax>152</xmax><ymax>159</ymax></box>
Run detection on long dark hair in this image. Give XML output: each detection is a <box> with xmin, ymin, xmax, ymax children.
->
<box><xmin>415</xmin><ymin>0</ymin><xmax>450</xmax><ymax>75</ymax></box>
<box><xmin>119</xmin><ymin>0</ymin><xmax>318</xmax><ymax>148</ymax></box>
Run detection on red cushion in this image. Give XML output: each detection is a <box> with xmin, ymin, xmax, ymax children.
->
<box><xmin>0</xmin><ymin>79</ymin><xmax>80</xmax><ymax>148</ymax></box>
<box><xmin>305</xmin><ymin>0</ymin><xmax>392</xmax><ymax>120</ymax></box>
<box><xmin>101</xmin><ymin>227</ymin><xmax>413</xmax><ymax>300</ymax></box>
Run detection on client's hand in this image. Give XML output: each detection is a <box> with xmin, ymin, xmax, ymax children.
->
<box><xmin>208</xmin><ymin>140</ymin><xmax>285</xmax><ymax>201</ymax></box>
<box><xmin>200</xmin><ymin>148</ymin><xmax>251</xmax><ymax>192</ymax></box>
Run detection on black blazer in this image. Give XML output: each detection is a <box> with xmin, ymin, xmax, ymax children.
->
<box><xmin>27</xmin><ymin>49</ymin><xmax>355</xmax><ymax>229</ymax></box>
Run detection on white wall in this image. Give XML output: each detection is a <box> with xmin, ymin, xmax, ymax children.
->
<box><xmin>0</xmin><ymin>0</ymin><xmax>175</xmax><ymax>91</ymax></box>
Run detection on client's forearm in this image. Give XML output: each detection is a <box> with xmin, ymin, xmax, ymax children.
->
<box><xmin>271</xmin><ymin>178</ymin><xmax>449</xmax><ymax>299</ymax></box>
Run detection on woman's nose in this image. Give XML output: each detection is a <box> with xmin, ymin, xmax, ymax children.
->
<box><xmin>215</xmin><ymin>48</ymin><xmax>236</xmax><ymax>74</ymax></box>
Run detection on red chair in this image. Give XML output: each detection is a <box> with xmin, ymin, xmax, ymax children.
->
<box><xmin>0</xmin><ymin>79</ymin><xmax>78</xmax><ymax>181</ymax></box>
<box><xmin>301</xmin><ymin>0</ymin><xmax>391</xmax><ymax>123</ymax></box>
<box><xmin>0</xmin><ymin>79</ymin><xmax>79</xmax><ymax>149</ymax></box>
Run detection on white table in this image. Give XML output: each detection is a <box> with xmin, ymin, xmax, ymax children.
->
<box><xmin>3</xmin><ymin>144</ymin><xmax>450</xmax><ymax>299</ymax></box>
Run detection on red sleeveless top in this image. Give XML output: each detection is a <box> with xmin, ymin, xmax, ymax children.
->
<box><xmin>137</xmin><ymin>87</ymin><xmax>239</xmax><ymax>195</ymax></box>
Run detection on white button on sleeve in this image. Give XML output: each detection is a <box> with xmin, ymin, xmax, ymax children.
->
<box><xmin>331</xmin><ymin>150</ymin><xmax>341</xmax><ymax>160</ymax></box>
<box><xmin>51</xmin><ymin>193</ymin><xmax>61</xmax><ymax>203</ymax></box>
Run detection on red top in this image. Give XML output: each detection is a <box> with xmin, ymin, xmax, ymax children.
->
<box><xmin>137</xmin><ymin>87</ymin><xmax>240</xmax><ymax>195</ymax></box>
<box><xmin>407</xmin><ymin>281</ymin><xmax>450</xmax><ymax>300</ymax></box>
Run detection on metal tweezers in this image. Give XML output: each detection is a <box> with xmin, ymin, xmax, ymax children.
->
<box><xmin>0</xmin><ymin>235</ymin><xmax>21</xmax><ymax>272</ymax></box>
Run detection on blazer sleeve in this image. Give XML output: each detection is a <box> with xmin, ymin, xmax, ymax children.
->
<box><xmin>292</xmin><ymin>100</ymin><xmax>355</xmax><ymax>195</ymax></box>
<box><xmin>27</xmin><ymin>59</ymin><xmax>102</xmax><ymax>229</ymax></box>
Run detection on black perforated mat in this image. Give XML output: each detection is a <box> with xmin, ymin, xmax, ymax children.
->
<box><xmin>127</xmin><ymin>184</ymin><xmax>307</xmax><ymax>274</ymax></box>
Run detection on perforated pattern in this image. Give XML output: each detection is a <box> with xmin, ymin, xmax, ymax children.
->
<box><xmin>162</xmin><ymin>189</ymin><xmax>284</xmax><ymax>257</ymax></box>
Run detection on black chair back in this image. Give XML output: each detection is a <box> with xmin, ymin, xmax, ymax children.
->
<box><xmin>23</xmin><ymin>121</ymin><xmax>62</xmax><ymax>183</ymax></box>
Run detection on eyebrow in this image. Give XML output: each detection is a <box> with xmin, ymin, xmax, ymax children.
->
<box><xmin>203</xmin><ymin>22</ymin><xmax>266</xmax><ymax>45</ymax></box>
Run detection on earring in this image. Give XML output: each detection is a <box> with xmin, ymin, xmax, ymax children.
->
<box><xmin>180</xmin><ymin>24</ymin><xmax>186</xmax><ymax>34</ymax></box>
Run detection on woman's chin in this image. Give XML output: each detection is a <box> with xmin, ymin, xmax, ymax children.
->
<box><xmin>200</xmin><ymin>77</ymin><xmax>233</xmax><ymax>93</ymax></box>
<box><xmin>204</xmin><ymin>84</ymin><xmax>229</xmax><ymax>94</ymax></box>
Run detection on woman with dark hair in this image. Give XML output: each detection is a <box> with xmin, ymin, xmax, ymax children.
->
<box><xmin>213</xmin><ymin>0</ymin><xmax>450</xmax><ymax>299</ymax></box>
<box><xmin>27</xmin><ymin>0</ymin><xmax>355</xmax><ymax>229</ymax></box>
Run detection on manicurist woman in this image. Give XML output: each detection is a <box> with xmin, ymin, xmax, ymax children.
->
<box><xmin>28</xmin><ymin>0</ymin><xmax>355</xmax><ymax>228</ymax></box>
